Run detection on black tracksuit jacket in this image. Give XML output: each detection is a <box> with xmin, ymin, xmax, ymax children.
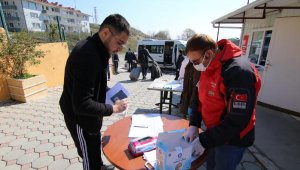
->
<box><xmin>59</xmin><ymin>33</ymin><xmax>113</xmax><ymax>133</ymax></box>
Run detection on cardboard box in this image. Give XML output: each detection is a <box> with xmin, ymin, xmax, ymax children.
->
<box><xmin>156</xmin><ymin>129</ymin><xmax>193</xmax><ymax>170</ymax></box>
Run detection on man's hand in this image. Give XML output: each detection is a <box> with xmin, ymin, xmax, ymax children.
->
<box><xmin>112</xmin><ymin>99</ymin><xmax>128</xmax><ymax>113</ymax></box>
<box><xmin>183</xmin><ymin>126</ymin><xmax>198</xmax><ymax>143</ymax></box>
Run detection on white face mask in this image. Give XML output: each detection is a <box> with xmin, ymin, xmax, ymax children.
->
<box><xmin>193</xmin><ymin>53</ymin><xmax>211</xmax><ymax>72</ymax></box>
<box><xmin>193</xmin><ymin>63</ymin><xmax>207</xmax><ymax>71</ymax></box>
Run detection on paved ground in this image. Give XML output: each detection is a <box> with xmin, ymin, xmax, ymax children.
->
<box><xmin>1</xmin><ymin>60</ymin><xmax>298</xmax><ymax>170</ymax></box>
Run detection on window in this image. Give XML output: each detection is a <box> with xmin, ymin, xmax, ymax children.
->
<box><xmin>248</xmin><ymin>30</ymin><xmax>272</xmax><ymax>66</ymax></box>
<box><xmin>4</xmin><ymin>1</ymin><xmax>9</xmax><ymax>5</ymax></box>
<box><xmin>46</xmin><ymin>6</ymin><xmax>49</xmax><ymax>10</ymax></box>
<box><xmin>32</xmin><ymin>23</ymin><xmax>41</xmax><ymax>29</ymax></box>
<box><xmin>28</xmin><ymin>2</ymin><xmax>36</xmax><ymax>9</ymax></box>
<box><xmin>9</xmin><ymin>23</ymin><xmax>14</xmax><ymax>28</ymax></box>
<box><xmin>30</xmin><ymin>12</ymin><xmax>38</xmax><ymax>18</ymax></box>
<box><xmin>148</xmin><ymin>45</ymin><xmax>164</xmax><ymax>54</ymax></box>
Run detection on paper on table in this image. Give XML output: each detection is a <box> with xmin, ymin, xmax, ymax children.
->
<box><xmin>128</xmin><ymin>114</ymin><xmax>164</xmax><ymax>138</ymax></box>
<box><xmin>131</xmin><ymin>114</ymin><xmax>163</xmax><ymax>126</ymax></box>
<box><xmin>143</xmin><ymin>150</ymin><xmax>157</xmax><ymax>168</ymax></box>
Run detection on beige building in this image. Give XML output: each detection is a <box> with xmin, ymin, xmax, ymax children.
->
<box><xmin>0</xmin><ymin>0</ymin><xmax>90</xmax><ymax>33</ymax></box>
<box><xmin>212</xmin><ymin>0</ymin><xmax>300</xmax><ymax>114</ymax></box>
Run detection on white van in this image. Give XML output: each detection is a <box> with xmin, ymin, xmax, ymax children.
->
<box><xmin>137</xmin><ymin>39</ymin><xmax>187</xmax><ymax>69</ymax></box>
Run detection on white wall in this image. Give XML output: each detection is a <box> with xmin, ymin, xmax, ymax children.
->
<box><xmin>258</xmin><ymin>17</ymin><xmax>300</xmax><ymax>113</ymax></box>
<box><xmin>240</xmin><ymin>7</ymin><xmax>300</xmax><ymax>113</ymax></box>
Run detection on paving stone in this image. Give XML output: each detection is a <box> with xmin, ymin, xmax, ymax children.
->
<box><xmin>38</xmin><ymin>125</ymin><xmax>53</xmax><ymax>131</ymax></box>
<box><xmin>2</xmin><ymin>128</ymin><xmax>21</xmax><ymax>134</ymax></box>
<box><xmin>0</xmin><ymin>136</ymin><xmax>16</xmax><ymax>144</ymax></box>
<box><xmin>242</xmin><ymin>162</ymin><xmax>264</xmax><ymax>170</ymax></box>
<box><xmin>21</xmin><ymin>141</ymin><xmax>40</xmax><ymax>150</ymax></box>
<box><xmin>243</xmin><ymin>151</ymin><xmax>256</xmax><ymax>162</ymax></box>
<box><xmin>49</xmin><ymin>145</ymin><xmax>68</xmax><ymax>156</ymax></box>
<box><xmin>63</xmin><ymin>148</ymin><xmax>79</xmax><ymax>159</ymax></box>
<box><xmin>24</xmin><ymin>131</ymin><xmax>42</xmax><ymax>138</ymax></box>
<box><xmin>62</xmin><ymin>138</ymin><xmax>74</xmax><ymax>146</ymax></box>
<box><xmin>36</xmin><ymin>133</ymin><xmax>54</xmax><ymax>141</ymax></box>
<box><xmin>13</xmin><ymin>129</ymin><xmax>31</xmax><ymax>136</ymax></box>
<box><xmin>66</xmin><ymin>162</ymin><xmax>83</xmax><ymax>170</ymax></box>
<box><xmin>0</xmin><ymin>160</ymin><xmax>6</xmax><ymax>168</ymax></box>
<box><xmin>0</xmin><ymin>125</ymin><xmax>10</xmax><ymax>131</ymax></box>
<box><xmin>49</xmin><ymin>135</ymin><xmax>66</xmax><ymax>143</ymax></box>
<box><xmin>48</xmin><ymin>159</ymin><xmax>70</xmax><ymax>170</ymax></box>
<box><xmin>32</xmin><ymin>156</ymin><xmax>53</xmax><ymax>169</ymax></box>
<box><xmin>16</xmin><ymin>153</ymin><xmax>39</xmax><ymax>165</ymax></box>
<box><xmin>34</xmin><ymin>143</ymin><xmax>54</xmax><ymax>153</ymax></box>
<box><xmin>1</xmin><ymin>164</ymin><xmax>21</xmax><ymax>170</ymax></box>
<box><xmin>50</xmin><ymin>126</ymin><xmax>65</xmax><ymax>133</ymax></box>
<box><xmin>61</xmin><ymin>129</ymin><xmax>71</xmax><ymax>136</ymax></box>
<box><xmin>27</xmin><ymin>123</ymin><xmax>43</xmax><ymax>130</ymax></box>
<box><xmin>2</xmin><ymin>150</ymin><xmax>25</xmax><ymax>161</ymax></box>
<box><xmin>0</xmin><ymin>147</ymin><xmax>12</xmax><ymax>156</ymax></box>
<box><xmin>8</xmin><ymin>138</ymin><xmax>28</xmax><ymax>147</ymax></box>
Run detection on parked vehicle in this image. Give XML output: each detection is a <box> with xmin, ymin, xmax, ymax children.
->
<box><xmin>137</xmin><ymin>39</ymin><xmax>186</xmax><ymax>69</ymax></box>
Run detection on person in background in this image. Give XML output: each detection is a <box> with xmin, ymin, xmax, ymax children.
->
<box><xmin>179</xmin><ymin>61</ymin><xmax>200</xmax><ymax>118</ymax></box>
<box><xmin>183</xmin><ymin>34</ymin><xmax>261</xmax><ymax>170</ymax></box>
<box><xmin>174</xmin><ymin>49</ymin><xmax>185</xmax><ymax>80</ymax></box>
<box><xmin>112</xmin><ymin>52</ymin><xmax>119</xmax><ymax>74</ymax></box>
<box><xmin>138</xmin><ymin>44</ymin><xmax>153</xmax><ymax>80</ymax></box>
<box><xmin>59</xmin><ymin>14</ymin><xmax>130</xmax><ymax>170</ymax></box>
<box><xmin>125</xmin><ymin>48</ymin><xmax>135</xmax><ymax>72</ymax></box>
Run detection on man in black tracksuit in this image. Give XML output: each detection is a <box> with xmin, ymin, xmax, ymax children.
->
<box><xmin>59</xmin><ymin>14</ymin><xmax>130</xmax><ymax>170</ymax></box>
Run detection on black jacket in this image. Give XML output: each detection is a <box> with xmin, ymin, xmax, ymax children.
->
<box><xmin>138</xmin><ymin>48</ymin><xmax>153</xmax><ymax>67</ymax></box>
<box><xmin>59</xmin><ymin>33</ymin><xmax>113</xmax><ymax>133</ymax></box>
<box><xmin>112</xmin><ymin>53</ymin><xmax>119</xmax><ymax>61</ymax></box>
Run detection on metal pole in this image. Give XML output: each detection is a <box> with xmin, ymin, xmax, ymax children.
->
<box><xmin>0</xmin><ymin>3</ymin><xmax>10</xmax><ymax>40</ymax></box>
<box><xmin>216</xmin><ymin>23</ymin><xmax>220</xmax><ymax>41</ymax></box>
<box><xmin>62</xmin><ymin>27</ymin><xmax>65</xmax><ymax>41</ymax></box>
<box><xmin>56</xmin><ymin>16</ymin><xmax>62</xmax><ymax>42</ymax></box>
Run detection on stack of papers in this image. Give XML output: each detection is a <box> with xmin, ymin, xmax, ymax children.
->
<box><xmin>143</xmin><ymin>150</ymin><xmax>157</xmax><ymax>169</ymax></box>
<box><xmin>128</xmin><ymin>114</ymin><xmax>164</xmax><ymax>138</ymax></box>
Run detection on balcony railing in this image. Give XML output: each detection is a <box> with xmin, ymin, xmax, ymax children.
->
<box><xmin>5</xmin><ymin>16</ymin><xmax>20</xmax><ymax>21</ymax></box>
<box><xmin>2</xmin><ymin>5</ymin><xmax>17</xmax><ymax>10</ymax></box>
<box><xmin>42</xmin><ymin>10</ymin><xmax>47</xmax><ymax>13</ymax></box>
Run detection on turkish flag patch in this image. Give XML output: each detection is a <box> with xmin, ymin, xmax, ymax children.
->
<box><xmin>231</xmin><ymin>91</ymin><xmax>248</xmax><ymax>110</ymax></box>
<box><xmin>233</xmin><ymin>93</ymin><xmax>248</xmax><ymax>102</ymax></box>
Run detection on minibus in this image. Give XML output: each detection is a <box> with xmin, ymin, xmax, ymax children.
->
<box><xmin>137</xmin><ymin>39</ymin><xmax>187</xmax><ymax>69</ymax></box>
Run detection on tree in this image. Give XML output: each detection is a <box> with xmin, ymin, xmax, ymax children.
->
<box><xmin>0</xmin><ymin>32</ymin><xmax>45</xmax><ymax>79</ymax></box>
<box><xmin>153</xmin><ymin>30</ymin><xmax>171</xmax><ymax>40</ymax></box>
<box><xmin>181</xmin><ymin>28</ymin><xmax>196</xmax><ymax>40</ymax></box>
<box><xmin>49</xmin><ymin>23</ymin><xmax>58</xmax><ymax>41</ymax></box>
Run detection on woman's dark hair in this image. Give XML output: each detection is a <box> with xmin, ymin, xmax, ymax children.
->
<box><xmin>99</xmin><ymin>14</ymin><xmax>130</xmax><ymax>35</ymax></box>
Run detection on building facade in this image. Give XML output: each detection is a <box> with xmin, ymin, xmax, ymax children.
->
<box><xmin>212</xmin><ymin>0</ymin><xmax>300</xmax><ymax>114</ymax></box>
<box><xmin>0</xmin><ymin>0</ymin><xmax>90</xmax><ymax>33</ymax></box>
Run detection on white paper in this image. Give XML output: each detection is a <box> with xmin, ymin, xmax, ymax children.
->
<box><xmin>128</xmin><ymin>114</ymin><xmax>164</xmax><ymax>138</ymax></box>
<box><xmin>143</xmin><ymin>150</ymin><xmax>157</xmax><ymax>168</ymax></box>
<box><xmin>105</xmin><ymin>83</ymin><xmax>129</xmax><ymax>105</ymax></box>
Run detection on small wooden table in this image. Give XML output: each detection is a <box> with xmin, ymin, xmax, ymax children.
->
<box><xmin>102</xmin><ymin>114</ymin><xmax>206</xmax><ymax>170</ymax></box>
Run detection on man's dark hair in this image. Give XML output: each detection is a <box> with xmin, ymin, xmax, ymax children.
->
<box><xmin>99</xmin><ymin>14</ymin><xmax>130</xmax><ymax>35</ymax></box>
<box><xmin>186</xmin><ymin>34</ymin><xmax>217</xmax><ymax>55</ymax></box>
